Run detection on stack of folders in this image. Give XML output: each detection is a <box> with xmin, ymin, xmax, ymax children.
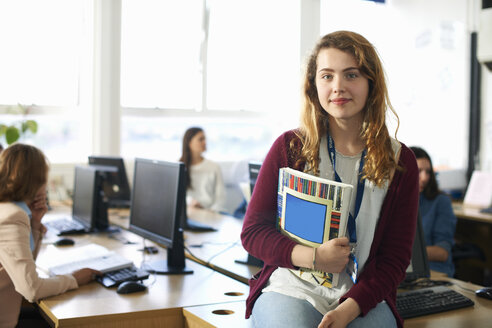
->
<box><xmin>277</xmin><ymin>167</ymin><xmax>353</xmax><ymax>288</ymax></box>
<box><xmin>37</xmin><ymin>244</ymin><xmax>133</xmax><ymax>276</ymax></box>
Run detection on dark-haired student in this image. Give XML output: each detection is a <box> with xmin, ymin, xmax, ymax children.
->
<box><xmin>241</xmin><ymin>31</ymin><xmax>419</xmax><ymax>328</ymax></box>
<box><xmin>180</xmin><ymin>127</ymin><xmax>226</xmax><ymax>212</ymax></box>
<box><xmin>410</xmin><ymin>146</ymin><xmax>456</xmax><ymax>277</ymax></box>
<box><xmin>0</xmin><ymin>143</ymin><xmax>99</xmax><ymax>328</ymax></box>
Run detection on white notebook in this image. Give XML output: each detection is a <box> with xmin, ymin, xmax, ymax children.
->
<box><xmin>37</xmin><ymin>244</ymin><xmax>133</xmax><ymax>276</ymax></box>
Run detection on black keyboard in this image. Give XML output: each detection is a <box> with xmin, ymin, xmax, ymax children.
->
<box><xmin>480</xmin><ymin>206</ymin><xmax>492</xmax><ymax>214</ymax></box>
<box><xmin>396</xmin><ymin>286</ymin><xmax>474</xmax><ymax>319</ymax></box>
<box><xmin>96</xmin><ymin>266</ymin><xmax>149</xmax><ymax>288</ymax></box>
<box><xmin>45</xmin><ymin>218</ymin><xmax>87</xmax><ymax>235</ymax></box>
<box><xmin>185</xmin><ymin>219</ymin><xmax>217</xmax><ymax>232</ymax></box>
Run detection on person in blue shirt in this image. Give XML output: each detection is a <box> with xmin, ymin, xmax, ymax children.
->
<box><xmin>410</xmin><ymin>146</ymin><xmax>456</xmax><ymax>277</ymax></box>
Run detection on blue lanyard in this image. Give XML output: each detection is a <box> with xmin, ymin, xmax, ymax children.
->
<box><xmin>327</xmin><ymin>134</ymin><xmax>366</xmax><ymax>243</ymax></box>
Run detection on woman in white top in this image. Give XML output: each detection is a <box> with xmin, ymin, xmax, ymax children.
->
<box><xmin>180</xmin><ymin>127</ymin><xmax>226</xmax><ymax>212</ymax></box>
<box><xmin>0</xmin><ymin>144</ymin><xmax>99</xmax><ymax>328</ymax></box>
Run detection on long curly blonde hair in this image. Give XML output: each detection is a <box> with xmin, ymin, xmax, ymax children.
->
<box><xmin>295</xmin><ymin>30</ymin><xmax>399</xmax><ymax>187</ymax></box>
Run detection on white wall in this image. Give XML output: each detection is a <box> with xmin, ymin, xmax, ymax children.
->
<box><xmin>320</xmin><ymin>0</ymin><xmax>470</xmax><ymax>170</ymax></box>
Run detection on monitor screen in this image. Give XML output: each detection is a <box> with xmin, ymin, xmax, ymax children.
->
<box><xmin>88</xmin><ymin>156</ymin><xmax>131</xmax><ymax>208</ymax></box>
<box><xmin>72</xmin><ymin>165</ymin><xmax>97</xmax><ymax>228</ymax></box>
<box><xmin>234</xmin><ymin>161</ymin><xmax>264</xmax><ymax>268</ymax></box>
<box><xmin>402</xmin><ymin>213</ymin><xmax>430</xmax><ymax>283</ymax></box>
<box><xmin>128</xmin><ymin>158</ymin><xmax>192</xmax><ymax>274</ymax></box>
<box><xmin>248</xmin><ymin>161</ymin><xmax>262</xmax><ymax>196</ymax></box>
<box><xmin>72</xmin><ymin>165</ymin><xmax>109</xmax><ymax>231</ymax></box>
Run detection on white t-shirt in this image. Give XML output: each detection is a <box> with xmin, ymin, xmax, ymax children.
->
<box><xmin>262</xmin><ymin>136</ymin><xmax>400</xmax><ymax>315</ymax></box>
<box><xmin>187</xmin><ymin>159</ymin><xmax>226</xmax><ymax>212</ymax></box>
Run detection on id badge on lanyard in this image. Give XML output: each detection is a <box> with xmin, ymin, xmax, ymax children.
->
<box><xmin>327</xmin><ymin>133</ymin><xmax>365</xmax><ymax>284</ymax></box>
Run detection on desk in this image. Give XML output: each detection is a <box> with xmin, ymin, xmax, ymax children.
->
<box><xmin>183</xmin><ymin>209</ymin><xmax>492</xmax><ymax>327</ymax></box>
<box><xmin>108</xmin><ymin>206</ymin><xmax>258</xmax><ymax>285</ymax></box>
<box><xmin>452</xmin><ymin>202</ymin><xmax>492</xmax><ymax>285</ymax></box>
<box><xmin>452</xmin><ymin>202</ymin><xmax>492</xmax><ymax>224</ymax></box>
<box><xmin>36</xmin><ymin>224</ymin><xmax>249</xmax><ymax>328</ymax></box>
<box><xmin>43</xmin><ymin>204</ymin><xmax>491</xmax><ymax>328</ymax></box>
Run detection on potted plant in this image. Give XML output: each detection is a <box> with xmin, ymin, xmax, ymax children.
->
<box><xmin>0</xmin><ymin>104</ymin><xmax>38</xmax><ymax>145</ymax></box>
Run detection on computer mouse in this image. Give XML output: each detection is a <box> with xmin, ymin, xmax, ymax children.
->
<box><xmin>116</xmin><ymin>281</ymin><xmax>147</xmax><ymax>294</ymax></box>
<box><xmin>475</xmin><ymin>287</ymin><xmax>492</xmax><ymax>300</ymax></box>
<box><xmin>54</xmin><ymin>238</ymin><xmax>75</xmax><ymax>246</ymax></box>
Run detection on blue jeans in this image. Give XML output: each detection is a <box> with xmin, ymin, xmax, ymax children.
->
<box><xmin>251</xmin><ymin>292</ymin><xmax>397</xmax><ymax>328</ymax></box>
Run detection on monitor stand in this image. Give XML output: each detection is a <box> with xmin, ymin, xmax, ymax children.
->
<box><xmin>143</xmin><ymin>258</ymin><xmax>193</xmax><ymax>275</ymax></box>
<box><xmin>142</xmin><ymin>230</ymin><xmax>193</xmax><ymax>274</ymax></box>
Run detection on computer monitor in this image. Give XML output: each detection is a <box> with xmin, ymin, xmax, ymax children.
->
<box><xmin>402</xmin><ymin>213</ymin><xmax>430</xmax><ymax>284</ymax></box>
<box><xmin>72</xmin><ymin>165</ymin><xmax>110</xmax><ymax>231</ymax></box>
<box><xmin>235</xmin><ymin>161</ymin><xmax>264</xmax><ymax>268</ymax></box>
<box><xmin>88</xmin><ymin>156</ymin><xmax>131</xmax><ymax>208</ymax></box>
<box><xmin>128</xmin><ymin>158</ymin><xmax>192</xmax><ymax>274</ymax></box>
<box><xmin>248</xmin><ymin>161</ymin><xmax>262</xmax><ymax>197</ymax></box>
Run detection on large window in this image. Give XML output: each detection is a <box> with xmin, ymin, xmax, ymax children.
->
<box><xmin>120</xmin><ymin>0</ymin><xmax>202</xmax><ymax>109</ymax></box>
<box><xmin>120</xmin><ymin>0</ymin><xmax>301</xmax><ymax>161</ymax></box>
<box><xmin>0</xmin><ymin>0</ymin><xmax>92</xmax><ymax>162</ymax></box>
<box><xmin>206</xmin><ymin>0</ymin><xmax>299</xmax><ymax>113</ymax></box>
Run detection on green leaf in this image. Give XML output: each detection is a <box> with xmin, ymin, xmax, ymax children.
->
<box><xmin>25</xmin><ymin>120</ymin><xmax>38</xmax><ymax>133</ymax></box>
<box><xmin>21</xmin><ymin>121</ymin><xmax>28</xmax><ymax>133</ymax></box>
<box><xmin>0</xmin><ymin>124</ymin><xmax>6</xmax><ymax>137</ymax></box>
<box><xmin>6</xmin><ymin>126</ymin><xmax>20</xmax><ymax>145</ymax></box>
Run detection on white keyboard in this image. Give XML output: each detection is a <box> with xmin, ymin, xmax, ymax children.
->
<box><xmin>49</xmin><ymin>252</ymin><xmax>132</xmax><ymax>276</ymax></box>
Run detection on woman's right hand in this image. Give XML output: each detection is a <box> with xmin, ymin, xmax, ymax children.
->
<box><xmin>71</xmin><ymin>268</ymin><xmax>101</xmax><ymax>286</ymax></box>
<box><xmin>315</xmin><ymin>237</ymin><xmax>351</xmax><ymax>273</ymax></box>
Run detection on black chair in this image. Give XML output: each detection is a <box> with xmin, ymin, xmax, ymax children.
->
<box><xmin>452</xmin><ymin>242</ymin><xmax>487</xmax><ymax>284</ymax></box>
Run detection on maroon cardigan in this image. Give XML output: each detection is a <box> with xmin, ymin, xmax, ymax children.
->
<box><xmin>241</xmin><ymin>130</ymin><xmax>419</xmax><ymax>328</ymax></box>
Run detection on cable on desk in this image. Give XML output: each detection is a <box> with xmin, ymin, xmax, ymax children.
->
<box><xmin>452</xmin><ymin>282</ymin><xmax>478</xmax><ymax>294</ymax></box>
<box><xmin>399</xmin><ymin>278</ymin><xmax>453</xmax><ymax>290</ymax></box>
<box><xmin>205</xmin><ymin>240</ymin><xmax>241</xmax><ymax>264</ymax></box>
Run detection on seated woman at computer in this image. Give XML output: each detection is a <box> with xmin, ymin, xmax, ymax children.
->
<box><xmin>0</xmin><ymin>144</ymin><xmax>100</xmax><ymax>328</ymax></box>
<box><xmin>241</xmin><ymin>31</ymin><xmax>419</xmax><ymax>328</ymax></box>
<box><xmin>410</xmin><ymin>146</ymin><xmax>456</xmax><ymax>277</ymax></box>
<box><xmin>180</xmin><ymin>127</ymin><xmax>226</xmax><ymax>212</ymax></box>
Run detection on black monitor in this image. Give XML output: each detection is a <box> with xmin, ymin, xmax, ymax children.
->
<box><xmin>128</xmin><ymin>158</ymin><xmax>192</xmax><ymax>274</ymax></box>
<box><xmin>235</xmin><ymin>161</ymin><xmax>264</xmax><ymax>268</ymax></box>
<box><xmin>248</xmin><ymin>161</ymin><xmax>262</xmax><ymax>197</ymax></box>
<box><xmin>401</xmin><ymin>213</ymin><xmax>430</xmax><ymax>284</ymax></box>
<box><xmin>72</xmin><ymin>165</ymin><xmax>111</xmax><ymax>231</ymax></box>
<box><xmin>88</xmin><ymin>156</ymin><xmax>131</xmax><ymax>208</ymax></box>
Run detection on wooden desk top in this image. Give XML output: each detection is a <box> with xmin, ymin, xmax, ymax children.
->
<box><xmin>184</xmin><ymin>208</ymin><xmax>259</xmax><ymax>284</ymax></box>
<box><xmin>183</xmin><ymin>301</ymin><xmax>253</xmax><ymax>328</ymax></box>
<box><xmin>37</xmin><ymin>227</ymin><xmax>248</xmax><ymax>328</ymax></box>
<box><xmin>452</xmin><ymin>202</ymin><xmax>492</xmax><ymax>224</ymax></box>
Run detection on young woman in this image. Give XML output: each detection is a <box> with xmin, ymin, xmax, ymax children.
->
<box><xmin>410</xmin><ymin>146</ymin><xmax>456</xmax><ymax>277</ymax></box>
<box><xmin>241</xmin><ymin>31</ymin><xmax>419</xmax><ymax>328</ymax></box>
<box><xmin>180</xmin><ymin>127</ymin><xmax>226</xmax><ymax>212</ymax></box>
<box><xmin>0</xmin><ymin>144</ymin><xmax>99</xmax><ymax>328</ymax></box>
